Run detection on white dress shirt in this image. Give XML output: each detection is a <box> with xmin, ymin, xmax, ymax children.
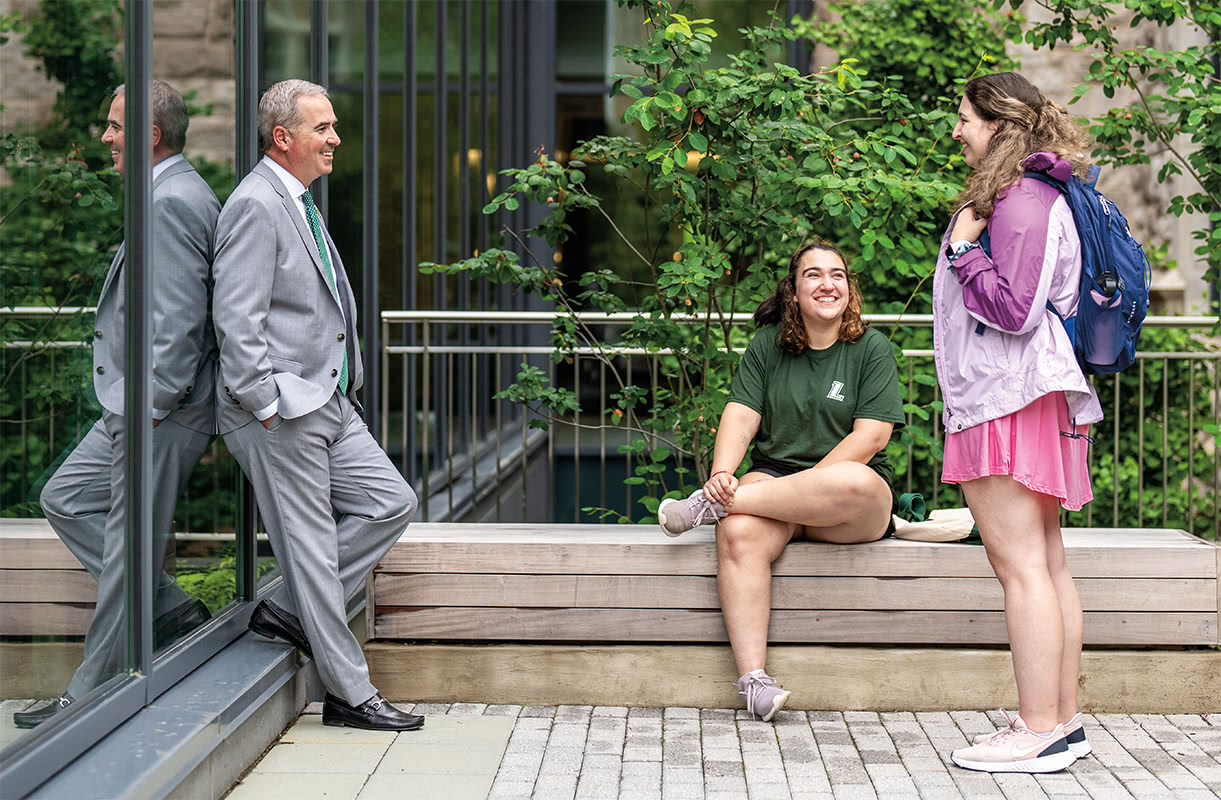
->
<box><xmin>261</xmin><ymin>155</ymin><xmax>310</xmax><ymax>228</ymax></box>
<box><xmin>152</xmin><ymin>152</ymin><xmax>184</xmax><ymax>182</ymax></box>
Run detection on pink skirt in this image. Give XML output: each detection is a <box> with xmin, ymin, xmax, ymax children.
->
<box><xmin>942</xmin><ymin>391</ymin><xmax>1093</xmax><ymax>511</ymax></box>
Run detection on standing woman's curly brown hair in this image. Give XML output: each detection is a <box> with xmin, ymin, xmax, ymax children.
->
<box><xmin>753</xmin><ymin>241</ymin><xmax>866</xmax><ymax>354</ymax></box>
<box><xmin>957</xmin><ymin>72</ymin><xmax>1093</xmax><ymax>219</ymax></box>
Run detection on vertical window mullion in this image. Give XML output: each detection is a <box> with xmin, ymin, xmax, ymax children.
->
<box><xmin>123</xmin><ymin>0</ymin><xmax>154</xmax><ymax>687</ymax></box>
<box><xmin>311</xmin><ymin>0</ymin><xmax>329</xmax><ymax>217</ymax></box>
<box><xmin>235</xmin><ymin>0</ymin><xmax>260</xmax><ymax>601</ymax></box>
<box><xmin>404</xmin><ymin>0</ymin><xmax>418</xmax><ymax>487</ymax></box>
<box><xmin>363</xmin><ymin>0</ymin><xmax>381</xmax><ymax>437</ymax></box>
<box><xmin>459</xmin><ymin>0</ymin><xmax>471</xmax><ymax>452</ymax></box>
<box><xmin>434</xmin><ymin>2</ymin><xmax>448</xmax><ymax>473</ymax></box>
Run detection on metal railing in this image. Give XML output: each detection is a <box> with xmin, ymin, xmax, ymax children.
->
<box><xmin>380</xmin><ymin>309</ymin><xmax>1221</xmax><ymax>534</ymax></box>
<box><xmin>3</xmin><ymin>307</ymin><xmax>1217</xmax><ymax>534</ymax></box>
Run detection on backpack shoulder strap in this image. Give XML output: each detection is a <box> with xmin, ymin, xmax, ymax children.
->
<box><xmin>1022</xmin><ymin>170</ymin><xmax>1062</xmax><ymax>191</ymax></box>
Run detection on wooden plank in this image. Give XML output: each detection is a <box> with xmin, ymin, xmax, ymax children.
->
<box><xmin>378</xmin><ymin>534</ymin><xmax>1217</xmax><ymax>578</ymax></box>
<box><xmin>377</xmin><ymin>523</ymin><xmax>1212</xmax><ymax>546</ymax></box>
<box><xmin>365</xmin><ymin>573</ymin><xmax>376</xmax><ymax>643</ymax></box>
<box><xmin>6</xmin><ymin>520</ymin><xmax>1211</xmax><ymax>577</ymax></box>
<box><xmin>4</xmin><ymin>518</ymin><xmax>1209</xmax><ymax>547</ymax></box>
<box><xmin>0</xmin><ymin>520</ymin><xmax>63</xmax><ymax>536</ymax></box>
<box><xmin>372</xmin><ymin>607</ymin><xmax>1216</xmax><ymax>646</ymax></box>
<box><xmin>0</xmin><ymin>533</ymin><xmax>89</xmax><ymax>570</ymax></box>
<box><xmin>0</xmin><ymin>641</ymin><xmax>86</xmax><ymax>700</ymax></box>
<box><xmin>373</xmin><ymin>574</ymin><xmax>1218</xmax><ymax>612</ymax></box>
<box><xmin>0</xmin><ymin>603</ymin><xmax>93</xmax><ymax>636</ymax></box>
<box><xmin>0</xmin><ymin>570</ymin><xmax>97</xmax><ymax>603</ymax></box>
<box><xmin>365</xmin><ymin>643</ymin><xmax>1221</xmax><ymax>713</ymax></box>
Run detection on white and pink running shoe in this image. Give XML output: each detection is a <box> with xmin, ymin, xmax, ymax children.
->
<box><xmin>973</xmin><ymin>709</ymin><xmax>1091</xmax><ymax>759</ymax></box>
<box><xmin>951</xmin><ymin>714</ymin><xmax>1075</xmax><ymax>774</ymax></box>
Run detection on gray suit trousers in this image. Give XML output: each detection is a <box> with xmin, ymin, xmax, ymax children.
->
<box><xmin>223</xmin><ymin>392</ymin><xmax>415</xmax><ymax>706</ymax></box>
<box><xmin>41</xmin><ymin>414</ymin><xmax>212</xmax><ymax>698</ymax></box>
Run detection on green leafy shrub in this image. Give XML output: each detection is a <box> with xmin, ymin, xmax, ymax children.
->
<box><xmin>427</xmin><ymin>0</ymin><xmax>1217</xmax><ymax>533</ymax></box>
<box><xmin>425</xmin><ymin>0</ymin><xmax>990</xmax><ymax>520</ymax></box>
<box><xmin>1000</xmin><ymin>0</ymin><xmax>1220</xmax><ymax>307</ymax></box>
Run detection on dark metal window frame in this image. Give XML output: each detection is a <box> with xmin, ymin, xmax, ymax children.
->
<box><xmin>0</xmin><ymin>4</ymin><xmax>269</xmax><ymax>795</ymax></box>
<box><xmin>337</xmin><ymin>0</ymin><xmax>539</xmax><ymax>493</ymax></box>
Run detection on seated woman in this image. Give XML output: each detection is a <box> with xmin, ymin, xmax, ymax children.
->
<box><xmin>658</xmin><ymin>240</ymin><xmax>905</xmax><ymax>720</ymax></box>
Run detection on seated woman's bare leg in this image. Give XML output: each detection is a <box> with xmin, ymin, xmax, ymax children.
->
<box><xmin>725</xmin><ymin>461</ymin><xmax>892</xmax><ymax>541</ymax></box>
<box><xmin>716</xmin><ymin>473</ymin><xmax>799</xmax><ymax>677</ymax></box>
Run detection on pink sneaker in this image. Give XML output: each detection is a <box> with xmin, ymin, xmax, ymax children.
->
<box><xmin>1062</xmin><ymin>712</ymin><xmax>1091</xmax><ymax>757</ymax></box>
<box><xmin>951</xmin><ymin>715</ymin><xmax>1075</xmax><ymax>774</ymax></box>
<box><xmin>973</xmin><ymin>710</ymin><xmax>1090</xmax><ymax>759</ymax></box>
<box><xmin>734</xmin><ymin>669</ymin><xmax>791</xmax><ymax>722</ymax></box>
<box><xmin>657</xmin><ymin>489</ymin><xmax>726</xmax><ymax>537</ymax></box>
<box><xmin>972</xmin><ymin>708</ymin><xmax>1018</xmax><ymax>744</ymax></box>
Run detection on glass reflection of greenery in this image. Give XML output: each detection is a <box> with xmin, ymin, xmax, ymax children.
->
<box><xmin>0</xmin><ymin>0</ymin><xmax>235</xmax><ymax>530</ymax></box>
<box><xmin>176</xmin><ymin>543</ymin><xmax>276</xmax><ymax>614</ymax></box>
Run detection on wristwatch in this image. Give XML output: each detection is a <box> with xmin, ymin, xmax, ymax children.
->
<box><xmin>946</xmin><ymin>239</ymin><xmax>979</xmax><ymax>261</ymax></box>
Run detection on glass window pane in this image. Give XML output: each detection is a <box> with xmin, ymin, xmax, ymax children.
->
<box><xmin>557</xmin><ymin>0</ymin><xmax>608</xmax><ymax>81</ymax></box>
<box><xmin>0</xmin><ymin>0</ymin><xmax>134</xmax><ymax>748</ymax></box>
<box><xmin>141</xmin><ymin>25</ymin><xmax>238</xmax><ymax>653</ymax></box>
<box><xmin>263</xmin><ymin>0</ymin><xmax>312</xmax><ymax>86</ymax></box>
<box><xmin>1</xmin><ymin>5</ymin><xmax>247</xmax><ymax>757</ymax></box>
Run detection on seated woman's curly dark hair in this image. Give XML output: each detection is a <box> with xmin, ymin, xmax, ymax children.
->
<box><xmin>753</xmin><ymin>240</ymin><xmax>866</xmax><ymax>355</ymax></box>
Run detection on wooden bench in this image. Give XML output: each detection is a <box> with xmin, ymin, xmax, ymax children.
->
<box><xmin>0</xmin><ymin>520</ymin><xmax>97</xmax><ymax>636</ymax></box>
<box><xmin>0</xmin><ymin>519</ymin><xmax>241</xmax><ymax>636</ymax></box>
<box><xmin>364</xmin><ymin>524</ymin><xmax>1220</xmax><ymax>711</ymax></box>
<box><xmin>369</xmin><ymin>524</ymin><xmax>1219</xmax><ymax>646</ymax></box>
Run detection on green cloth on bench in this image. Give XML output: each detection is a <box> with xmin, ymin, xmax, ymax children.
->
<box><xmin>896</xmin><ymin>492</ymin><xmax>982</xmax><ymax>545</ymax></box>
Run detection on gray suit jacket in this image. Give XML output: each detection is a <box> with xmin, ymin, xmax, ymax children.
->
<box><xmin>212</xmin><ymin>160</ymin><xmax>362</xmax><ymax>435</ymax></box>
<box><xmin>93</xmin><ymin>158</ymin><xmax>221</xmax><ymax>434</ymax></box>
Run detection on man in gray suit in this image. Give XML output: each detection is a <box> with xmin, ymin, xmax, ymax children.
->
<box><xmin>213</xmin><ymin>79</ymin><xmax>421</xmax><ymax>731</ymax></box>
<box><xmin>15</xmin><ymin>81</ymin><xmax>219</xmax><ymax>728</ymax></box>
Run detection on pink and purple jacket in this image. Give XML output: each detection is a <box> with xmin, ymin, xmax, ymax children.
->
<box><xmin>932</xmin><ymin>152</ymin><xmax>1102</xmax><ymax>434</ymax></box>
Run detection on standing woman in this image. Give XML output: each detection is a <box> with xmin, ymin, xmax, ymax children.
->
<box><xmin>935</xmin><ymin>72</ymin><xmax>1102</xmax><ymax>774</ymax></box>
<box><xmin>658</xmin><ymin>241</ymin><xmax>904</xmax><ymax>720</ymax></box>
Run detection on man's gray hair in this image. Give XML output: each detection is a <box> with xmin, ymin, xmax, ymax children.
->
<box><xmin>258</xmin><ymin>79</ymin><xmax>329</xmax><ymax>152</ymax></box>
<box><xmin>112</xmin><ymin>80</ymin><xmax>189</xmax><ymax>154</ymax></box>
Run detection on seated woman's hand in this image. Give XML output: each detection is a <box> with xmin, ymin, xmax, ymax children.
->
<box><xmin>704</xmin><ymin>471</ymin><xmax>738</xmax><ymax>507</ymax></box>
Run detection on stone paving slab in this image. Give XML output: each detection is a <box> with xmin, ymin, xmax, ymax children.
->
<box><xmin>229</xmin><ymin>704</ymin><xmax>1221</xmax><ymax>800</ymax></box>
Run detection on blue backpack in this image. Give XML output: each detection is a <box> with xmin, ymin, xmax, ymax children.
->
<box><xmin>1022</xmin><ymin>166</ymin><xmax>1152</xmax><ymax>375</ymax></box>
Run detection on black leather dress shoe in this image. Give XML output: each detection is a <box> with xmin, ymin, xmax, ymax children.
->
<box><xmin>322</xmin><ymin>693</ymin><xmax>425</xmax><ymax>731</ymax></box>
<box><xmin>248</xmin><ymin>600</ymin><xmax>313</xmax><ymax>658</ymax></box>
<box><xmin>13</xmin><ymin>695</ymin><xmax>73</xmax><ymax>729</ymax></box>
<box><xmin>154</xmin><ymin>598</ymin><xmax>212</xmax><ymax>650</ymax></box>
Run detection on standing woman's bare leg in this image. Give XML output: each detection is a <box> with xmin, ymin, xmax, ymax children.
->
<box><xmin>1042</xmin><ymin>496</ymin><xmax>1083</xmax><ymax>722</ymax></box>
<box><xmin>962</xmin><ymin>475</ymin><xmax>1062</xmax><ymax>733</ymax></box>
<box><xmin>715</xmin><ymin>474</ymin><xmax>798</xmax><ymax>677</ymax></box>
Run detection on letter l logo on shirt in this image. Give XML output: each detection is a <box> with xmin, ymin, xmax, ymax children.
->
<box><xmin>827</xmin><ymin>381</ymin><xmax>846</xmax><ymax>402</ymax></box>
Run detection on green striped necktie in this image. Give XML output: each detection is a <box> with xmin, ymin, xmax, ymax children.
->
<box><xmin>301</xmin><ymin>190</ymin><xmax>349</xmax><ymax>395</ymax></box>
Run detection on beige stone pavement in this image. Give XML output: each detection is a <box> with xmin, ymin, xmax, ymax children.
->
<box><xmin>223</xmin><ymin>704</ymin><xmax>1221</xmax><ymax>800</ymax></box>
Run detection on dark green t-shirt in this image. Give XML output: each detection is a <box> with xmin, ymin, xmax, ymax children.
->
<box><xmin>727</xmin><ymin>325</ymin><xmax>905</xmax><ymax>483</ymax></box>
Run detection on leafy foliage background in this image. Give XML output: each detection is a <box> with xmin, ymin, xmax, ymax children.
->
<box><xmin>427</xmin><ymin>0</ymin><xmax>1218</xmax><ymax>536</ymax></box>
<box><xmin>0</xmin><ymin>0</ymin><xmax>242</xmax><ymax>609</ymax></box>
<box><xmin>1</xmin><ymin>0</ymin><xmax>1216</xmax><ymax>539</ymax></box>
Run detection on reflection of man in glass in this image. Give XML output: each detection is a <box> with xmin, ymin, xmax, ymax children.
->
<box><xmin>14</xmin><ymin>81</ymin><xmax>221</xmax><ymax>729</ymax></box>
